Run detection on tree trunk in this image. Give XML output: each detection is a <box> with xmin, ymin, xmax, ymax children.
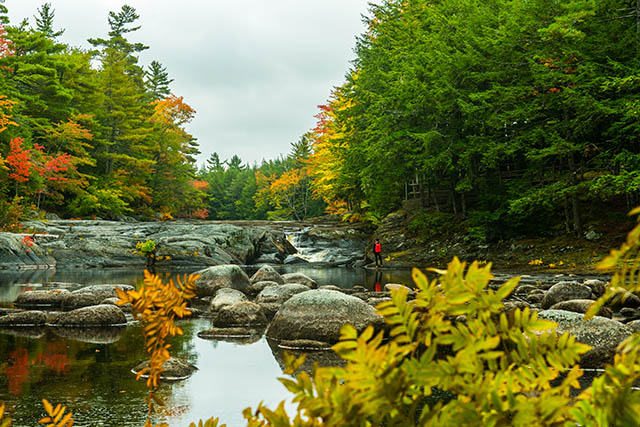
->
<box><xmin>564</xmin><ymin>196</ymin><xmax>571</xmax><ymax>234</ymax></box>
<box><xmin>568</xmin><ymin>154</ymin><xmax>582</xmax><ymax>238</ymax></box>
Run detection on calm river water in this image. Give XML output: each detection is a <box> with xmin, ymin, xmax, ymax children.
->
<box><xmin>0</xmin><ymin>265</ymin><xmax>414</xmax><ymax>426</ymax></box>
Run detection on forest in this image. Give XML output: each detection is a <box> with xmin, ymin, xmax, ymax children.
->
<box><xmin>2</xmin><ymin>0</ymin><xmax>640</xmax><ymax>240</ymax></box>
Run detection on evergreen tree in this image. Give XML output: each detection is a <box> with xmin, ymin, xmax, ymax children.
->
<box><xmin>34</xmin><ymin>3</ymin><xmax>64</xmax><ymax>39</ymax></box>
<box><xmin>145</xmin><ymin>60</ymin><xmax>173</xmax><ymax>101</ymax></box>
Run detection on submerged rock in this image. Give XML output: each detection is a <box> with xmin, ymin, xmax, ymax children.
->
<box><xmin>0</xmin><ymin>326</ymin><xmax>45</xmax><ymax>339</ymax></box>
<box><xmin>49</xmin><ymin>304</ymin><xmax>127</xmax><ymax>327</ymax></box>
<box><xmin>0</xmin><ymin>310</ymin><xmax>47</xmax><ymax>326</ymax></box>
<box><xmin>52</xmin><ymin>326</ymin><xmax>125</xmax><ymax>344</ymax></box>
<box><xmin>132</xmin><ymin>357</ymin><xmax>197</xmax><ymax>381</ymax></box>
<box><xmin>266</xmin><ymin>289</ymin><xmax>384</xmax><ymax>345</ymax></box>
<box><xmin>198</xmin><ymin>326</ymin><xmax>265</xmax><ymax>344</ymax></box>
<box><xmin>14</xmin><ymin>289</ymin><xmax>70</xmax><ymax>309</ymax></box>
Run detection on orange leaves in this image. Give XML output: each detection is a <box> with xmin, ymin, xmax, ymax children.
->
<box><xmin>6</xmin><ymin>137</ymin><xmax>73</xmax><ymax>186</ymax></box>
<box><xmin>6</xmin><ymin>137</ymin><xmax>33</xmax><ymax>182</ymax></box>
<box><xmin>38</xmin><ymin>399</ymin><xmax>73</xmax><ymax>427</ymax></box>
<box><xmin>117</xmin><ymin>270</ymin><xmax>198</xmax><ymax>424</ymax></box>
<box><xmin>152</xmin><ymin>94</ymin><xmax>195</xmax><ymax>126</ymax></box>
<box><xmin>0</xmin><ymin>95</ymin><xmax>18</xmax><ymax>133</ymax></box>
<box><xmin>189</xmin><ymin>180</ymin><xmax>210</xmax><ymax>192</ymax></box>
<box><xmin>271</xmin><ymin>169</ymin><xmax>302</xmax><ymax>193</ymax></box>
<box><xmin>0</xmin><ymin>24</ymin><xmax>13</xmax><ymax>59</ymax></box>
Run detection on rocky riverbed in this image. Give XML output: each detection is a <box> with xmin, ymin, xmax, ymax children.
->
<box><xmin>0</xmin><ymin>263</ymin><xmax>638</xmax><ymax>370</ymax></box>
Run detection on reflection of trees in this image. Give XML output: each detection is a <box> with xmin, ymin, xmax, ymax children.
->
<box><xmin>6</xmin><ymin>347</ymin><xmax>30</xmax><ymax>394</ymax></box>
<box><xmin>266</xmin><ymin>338</ymin><xmax>345</xmax><ymax>375</ymax></box>
<box><xmin>5</xmin><ymin>340</ymin><xmax>70</xmax><ymax>394</ymax></box>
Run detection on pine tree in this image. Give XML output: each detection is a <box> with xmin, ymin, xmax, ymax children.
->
<box><xmin>34</xmin><ymin>3</ymin><xmax>64</xmax><ymax>39</ymax></box>
<box><xmin>145</xmin><ymin>60</ymin><xmax>173</xmax><ymax>101</ymax></box>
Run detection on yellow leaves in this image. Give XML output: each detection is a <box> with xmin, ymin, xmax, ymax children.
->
<box><xmin>189</xmin><ymin>418</ymin><xmax>225</xmax><ymax>427</ymax></box>
<box><xmin>38</xmin><ymin>399</ymin><xmax>73</xmax><ymax>427</ymax></box>
<box><xmin>116</xmin><ymin>270</ymin><xmax>198</xmax><ymax>425</ymax></box>
<box><xmin>0</xmin><ymin>402</ymin><xmax>10</xmax><ymax>427</ymax></box>
<box><xmin>528</xmin><ymin>259</ymin><xmax>543</xmax><ymax>265</ymax></box>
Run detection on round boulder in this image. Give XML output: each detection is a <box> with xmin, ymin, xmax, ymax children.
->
<box><xmin>250</xmin><ymin>265</ymin><xmax>284</xmax><ymax>285</ymax></box>
<box><xmin>627</xmin><ymin>319</ymin><xmax>640</xmax><ymax>332</ymax></box>
<box><xmin>209</xmin><ymin>288</ymin><xmax>247</xmax><ymax>313</ymax></box>
<box><xmin>538</xmin><ymin>309</ymin><xmax>633</xmax><ymax>368</ymax></box>
<box><xmin>583</xmin><ymin>279</ymin><xmax>606</xmax><ymax>297</ymax></box>
<box><xmin>282</xmin><ymin>272</ymin><xmax>317</xmax><ymax>289</ymax></box>
<box><xmin>49</xmin><ymin>304</ymin><xmax>127</xmax><ymax>327</ymax></box>
<box><xmin>14</xmin><ymin>289</ymin><xmax>71</xmax><ymax>309</ymax></box>
<box><xmin>213</xmin><ymin>301</ymin><xmax>268</xmax><ymax>327</ymax></box>
<box><xmin>193</xmin><ymin>265</ymin><xmax>251</xmax><ymax>297</ymax></box>
<box><xmin>71</xmin><ymin>284</ymin><xmax>134</xmax><ymax>300</ymax></box>
<box><xmin>249</xmin><ymin>280</ymin><xmax>280</xmax><ymax>296</ymax></box>
<box><xmin>606</xmin><ymin>288</ymin><xmax>640</xmax><ymax>311</ymax></box>
<box><xmin>0</xmin><ymin>310</ymin><xmax>47</xmax><ymax>326</ymax></box>
<box><xmin>63</xmin><ymin>284</ymin><xmax>135</xmax><ymax>311</ymax></box>
<box><xmin>100</xmin><ymin>297</ymin><xmax>132</xmax><ymax>313</ymax></box>
<box><xmin>266</xmin><ymin>289</ymin><xmax>384</xmax><ymax>345</ymax></box>
<box><xmin>549</xmin><ymin>299</ymin><xmax>612</xmax><ymax>318</ymax></box>
<box><xmin>541</xmin><ymin>281</ymin><xmax>592</xmax><ymax>309</ymax></box>
<box><xmin>256</xmin><ymin>283</ymin><xmax>310</xmax><ymax>305</ymax></box>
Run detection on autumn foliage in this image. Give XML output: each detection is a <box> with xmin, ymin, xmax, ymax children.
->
<box><xmin>116</xmin><ymin>270</ymin><xmax>199</xmax><ymax>427</ymax></box>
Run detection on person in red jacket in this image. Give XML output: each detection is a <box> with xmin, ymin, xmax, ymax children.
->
<box><xmin>374</xmin><ymin>238</ymin><xmax>383</xmax><ymax>268</ymax></box>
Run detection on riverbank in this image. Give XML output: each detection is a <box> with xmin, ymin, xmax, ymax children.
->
<box><xmin>371</xmin><ymin>208</ymin><xmax>632</xmax><ymax>275</ymax></box>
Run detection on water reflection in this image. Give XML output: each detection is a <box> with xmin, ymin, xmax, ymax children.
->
<box><xmin>0</xmin><ymin>266</ymin><xmax>412</xmax><ymax>425</ymax></box>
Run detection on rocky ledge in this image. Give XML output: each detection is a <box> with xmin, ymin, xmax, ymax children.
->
<box><xmin>1</xmin><ymin>218</ymin><xmax>371</xmax><ymax>270</ymax></box>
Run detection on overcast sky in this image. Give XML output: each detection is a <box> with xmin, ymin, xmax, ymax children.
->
<box><xmin>5</xmin><ymin>0</ymin><xmax>370</xmax><ymax>166</ymax></box>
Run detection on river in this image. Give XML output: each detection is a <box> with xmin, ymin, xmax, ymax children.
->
<box><xmin>0</xmin><ymin>265</ymin><xmax>415</xmax><ymax>426</ymax></box>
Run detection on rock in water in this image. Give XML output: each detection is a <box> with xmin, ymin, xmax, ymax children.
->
<box><xmin>14</xmin><ymin>289</ymin><xmax>70</xmax><ymax>309</ymax></box>
<box><xmin>250</xmin><ymin>265</ymin><xmax>284</xmax><ymax>284</ymax></box>
<box><xmin>282</xmin><ymin>272</ymin><xmax>317</xmax><ymax>289</ymax></box>
<box><xmin>541</xmin><ymin>281</ymin><xmax>592</xmax><ymax>309</ymax></box>
<box><xmin>213</xmin><ymin>301</ymin><xmax>268</xmax><ymax>327</ymax></box>
<box><xmin>193</xmin><ymin>264</ymin><xmax>251</xmax><ymax>297</ymax></box>
<box><xmin>132</xmin><ymin>357</ymin><xmax>197</xmax><ymax>381</ymax></box>
<box><xmin>209</xmin><ymin>288</ymin><xmax>247</xmax><ymax>313</ymax></box>
<box><xmin>49</xmin><ymin>304</ymin><xmax>127</xmax><ymax>327</ymax></box>
<box><xmin>266</xmin><ymin>289</ymin><xmax>384</xmax><ymax>345</ymax></box>
<box><xmin>538</xmin><ymin>309</ymin><xmax>633</xmax><ymax>368</ymax></box>
<box><xmin>0</xmin><ymin>310</ymin><xmax>47</xmax><ymax>326</ymax></box>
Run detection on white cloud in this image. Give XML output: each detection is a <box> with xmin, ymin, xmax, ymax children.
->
<box><xmin>5</xmin><ymin>0</ymin><xmax>370</xmax><ymax>165</ymax></box>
